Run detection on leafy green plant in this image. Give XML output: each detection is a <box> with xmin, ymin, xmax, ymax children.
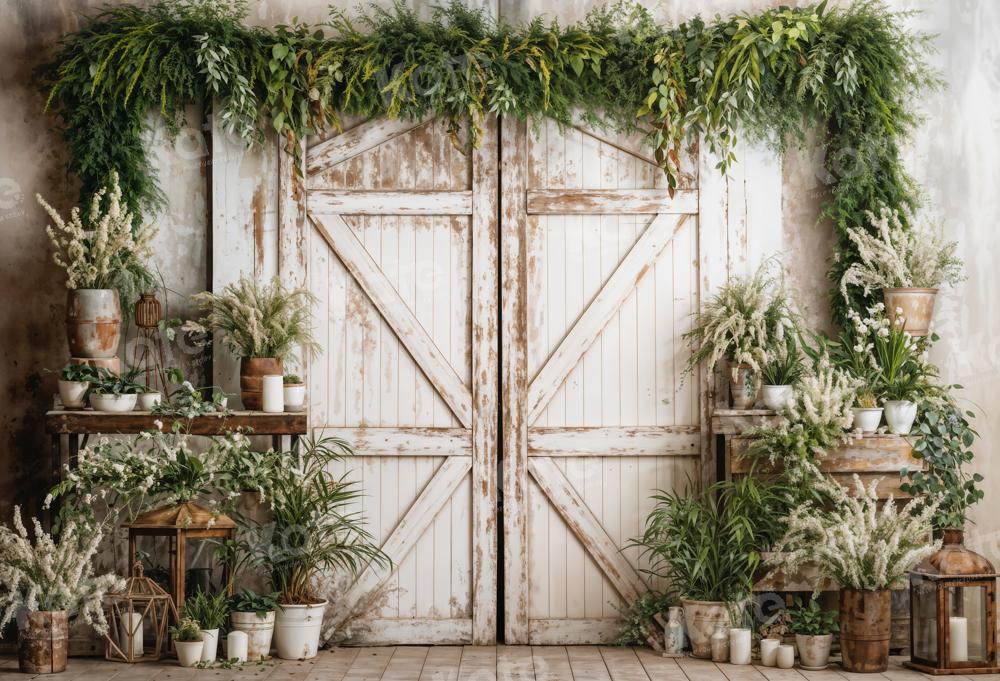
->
<box><xmin>169</xmin><ymin>617</ymin><xmax>202</xmax><ymax>642</ymax></box>
<box><xmin>184</xmin><ymin>589</ymin><xmax>229</xmax><ymax>631</ymax></box>
<box><xmin>89</xmin><ymin>367</ymin><xmax>145</xmax><ymax>396</ymax></box>
<box><xmin>229</xmin><ymin>588</ymin><xmax>279</xmax><ymax>616</ymax></box>
<box><xmin>613</xmin><ymin>590</ymin><xmax>675</xmax><ymax>647</ymax></box>
<box><xmin>153</xmin><ymin>368</ymin><xmax>229</xmax><ymax>419</ymax></box>
<box><xmin>283</xmin><ymin>374</ymin><xmax>302</xmax><ymax>385</ymax></box>
<box><xmin>787</xmin><ymin>597</ymin><xmax>838</xmax><ymax>636</ymax></box>
<box><xmin>856</xmin><ymin>391</ymin><xmax>879</xmax><ymax>409</ymax></box>
<box><xmin>53</xmin><ymin>363</ymin><xmax>103</xmax><ymax>383</ymax></box>
<box><xmin>760</xmin><ymin>337</ymin><xmax>805</xmax><ymax>386</ymax></box>
<box><xmin>193</xmin><ymin>275</ymin><xmax>318</xmax><ymax>360</ymax></box>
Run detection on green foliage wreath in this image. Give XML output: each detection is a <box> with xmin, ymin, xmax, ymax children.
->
<box><xmin>42</xmin><ymin>0</ymin><xmax>939</xmax><ymax>319</ymax></box>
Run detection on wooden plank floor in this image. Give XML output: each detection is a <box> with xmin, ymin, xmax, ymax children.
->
<box><xmin>2</xmin><ymin>648</ymin><xmax>997</xmax><ymax>681</ymax></box>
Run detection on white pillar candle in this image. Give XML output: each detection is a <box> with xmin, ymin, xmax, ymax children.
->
<box><xmin>227</xmin><ymin>630</ymin><xmax>248</xmax><ymax>662</ymax></box>
<box><xmin>760</xmin><ymin>638</ymin><xmax>780</xmax><ymax>666</ymax></box>
<box><xmin>729</xmin><ymin>628</ymin><xmax>752</xmax><ymax>665</ymax></box>
<box><xmin>949</xmin><ymin>616</ymin><xmax>969</xmax><ymax>662</ymax></box>
<box><xmin>776</xmin><ymin>644</ymin><xmax>795</xmax><ymax>669</ymax></box>
<box><xmin>119</xmin><ymin>612</ymin><xmax>143</xmax><ymax>658</ymax></box>
<box><xmin>262</xmin><ymin>375</ymin><xmax>284</xmax><ymax>413</ymax></box>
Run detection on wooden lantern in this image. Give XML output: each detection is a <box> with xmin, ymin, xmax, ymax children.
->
<box><xmin>105</xmin><ymin>562</ymin><xmax>177</xmax><ymax>663</ymax></box>
<box><xmin>124</xmin><ymin>502</ymin><xmax>236</xmax><ymax>612</ymax></box>
<box><xmin>906</xmin><ymin>529</ymin><xmax>1000</xmax><ymax>674</ymax></box>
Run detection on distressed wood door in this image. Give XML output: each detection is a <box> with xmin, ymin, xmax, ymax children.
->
<box><xmin>287</xmin><ymin>115</ymin><xmax>498</xmax><ymax>645</ymax></box>
<box><xmin>501</xmin><ymin>118</ymin><xmax>705</xmax><ymax>645</ymax></box>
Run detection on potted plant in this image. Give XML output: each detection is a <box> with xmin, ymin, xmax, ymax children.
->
<box><xmin>38</xmin><ymin>171</ymin><xmax>156</xmax><ymax>358</ymax></box>
<box><xmin>252</xmin><ymin>437</ymin><xmax>388</xmax><ymax>659</ymax></box>
<box><xmin>788</xmin><ymin>597</ymin><xmax>838</xmax><ymax>670</ymax></box>
<box><xmin>0</xmin><ymin>509</ymin><xmax>122</xmax><ymax>674</ymax></box>
<box><xmin>229</xmin><ymin>589</ymin><xmax>279</xmax><ymax>661</ymax></box>
<box><xmin>283</xmin><ymin>374</ymin><xmax>306</xmax><ymax>412</ymax></box>
<box><xmin>184</xmin><ymin>589</ymin><xmax>229</xmax><ymax>663</ymax></box>
<box><xmin>138</xmin><ymin>389</ymin><xmax>162</xmax><ymax>410</ymax></box>
<box><xmin>772</xmin><ymin>475</ymin><xmax>939</xmax><ymax>673</ymax></box>
<box><xmin>873</xmin><ymin>314</ymin><xmax>925</xmax><ymax>435</ymax></box>
<box><xmin>839</xmin><ymin>206</ymin><xmax>963</xmax><ymax>336</ymax></box>
<box><xmin>760</xmin><ymin>337</ymin><xmax>804</xmax><ymax>411</ymax></box>
<box><xmin>634</xmin><ymin>477</ymin><xmax>783</xmax><ymax>658</ymax></box>
<box><xmin>852</xmin><ymin>389</ymin><xmax>883</xmax><ymax>434</ymax></box>
<box><xmin>87</xmin><ymin>367</ymin><xmax>144</xmax><ymax>412</ymax></box>
<box><xmin>169</xmin><ymin>617</ymin><xmax>204</xmax><ymax>667</ymax></box>
<box><xmin>194</xmin><ymin>276</ymin><xmax>318</xmax><ymax>410</ymax></box>
<box><xmin>683</xmin><ymin>260</ymin><xmax>799</xmax><ymax>409</ymax></box>
<box><xmin>53</xmin><ymin>363</ymin><xmax>101</xmax><ymax>409</ymax></box>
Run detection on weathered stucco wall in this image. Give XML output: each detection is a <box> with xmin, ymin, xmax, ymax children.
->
<box><xmin>2</xmin><ymin>0</ymin><xmax>999</xmax><ymax>563</ymax></box>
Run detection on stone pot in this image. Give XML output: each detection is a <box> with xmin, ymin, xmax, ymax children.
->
<box><xmin>852</xmin><ymin>407</ymin><xmax>883</xmax><ymax>434</ymax></box>
<box><xmin>18</xmin><ymin>610</ymin><xmax>68</xmax><ymax>674</ymax></box>
<box><xmin>884</xmin><ymin>400</ymin><xmax>917</xmax><ymax>435</ymax></box>
<box><xmin>796</xmin><ymin>633</ymin><xmax>833</xmax><ymax>670</ymax></box>
<box><xmin>67</xmin><ymin>289</ymin><xmax>121</xmax><ymax>358</ymax></box>
<box><xmin>727</xmin><ymin>362</ymin><xmax>759</xmax><ymax>410</ymax></box>
<box><xmin>840</xmin><ymin>588</ymin><xmax>891</xmax><ymax>673</ymax></box>
<box><xmin>761</xmin><ymin>384</ymin><xmax>793</xmax><ymax>411</ymax></box>
<box><xmin>274</xmin><ymin>601</ymin><xmax>327</xmax><ymax>660</ymax></box>
<box><xmin>884</xmin><ymin>288</ymin><xmax>937</xmax><ymax>337</ymax></box>
<box><xmin>230</xmin><ymin>611</ymin><xmax>275</xmax><ymax>661</ymax></box>
<box><xmin>240</xmin><ymin>358</ymin><xmax>282</xmax><ymax>411</ymax></box>
<box><xmin>58</xmin><ymin>380</ymin><xmax>89</xmax><ymax>409</ymax></box>
<box><xmin>681</xmin><ymin>599</ymin><xmax>730</xmax><ymax>659</ymax></box>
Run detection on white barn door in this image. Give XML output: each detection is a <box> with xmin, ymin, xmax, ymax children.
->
<box><xmin>290</xmin><ymin>116</ymin><xmax>498</xmax><ymax>645</ymax></box>
<box><xmin>501</xmin><ymin>118</ymin><xmax>704</xmax><ymax>645</ymax></box>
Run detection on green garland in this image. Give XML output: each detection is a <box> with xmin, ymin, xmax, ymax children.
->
<box><xmin>42</xmin><ymin>0</ymin><xmax>939</xmax><ymax>319</ymax></box>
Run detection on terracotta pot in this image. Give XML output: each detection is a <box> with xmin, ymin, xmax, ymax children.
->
<box><xmin>240</xmin><ymin>357</ymin><xmax>282</xmax><ymax>411</ymax></box>
<box><xmin>18</xmin><ymin>610</ymin><xmax>68</xmax><ymax>674</ymax></box>
<box><xmin>67</xmin><ymin>289</ymin><xmax>121</xmax><ymax>358</ymax></box>
<box><xmin>884</xmin><ymin>288</ymin><xmax>937</xmax><ymax>337</ymax></box>
<box><xmin>682</xmin><ymin>599</ymin><xmax>730</xmax><ymax>659</ymax></box>
<box><xmin>134</xmin><ymin>293</ymin><xmax>162</xmax><ymax>329</ymax></box>
<box><xmin>840</xmin><ymin>588</ymin><xmax>891</xmax><ymax>673</ymax></box>
<box><xmin>727</xmin><ymin>362</ymin><xmax>759</xmax><ymax>410</ymax></box>
<box><xmin>796</xmin><ymin>633</ymin><xmax>833</xmax><ymax>670</ymax></box>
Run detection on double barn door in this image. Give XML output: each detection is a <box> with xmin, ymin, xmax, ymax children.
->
<box><xmin>287</xmin><ymin>114</ymin><xmax>705</xmax><ymax>646</ymax></box>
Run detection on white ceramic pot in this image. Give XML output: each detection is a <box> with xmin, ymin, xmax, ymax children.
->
<box><xmin>681</xmin><ymin>599</ymin><xmax>730</xmax><ymax>659</ymax></box>
<box><xmin>200</xmin><ymin>628</ymin><xmax>219</xmax><ymax>663</ymax></box>
<box><xmin>776</xmin><ymin>644</ymin><xmax>795</xmax><ymax>669</ymax></box>
<box><xmin>90</xmin><ymin>393</ymin><xmax>137</xmax><ymax>413</ymax></box>
<box><xmin>728</xmin><ymin>628</ymin><xmax>752</xmax><ymax>665</ymax></box>
<box><xmin>175</xmin><ymin>640</ymin><xmax>204</xmax><ymax>668</ymax></box>
<box><xmin>884</xmin><ymin>400</ymin><xmax>917</xmax><ymax>435</ymax></box>
<box><xmin>138</xmin><ymin>392</ymin><xmax>161</xmax><ymax>410</ymax></box>
<box><xmin>760</xmin><ymin>638</ymin><xmax>780</xmax><ymax>666</ymax></box>
<box><xmin>274</xmin><ymin>601</ymin><xmax>327</xmax><ymax>660</ymax></box>
<box><xmin>761</xmin><ymin>385</ymin><xmax>793</xmax><ymax>411</ymax></box>
<box><xmin>283</xmin><ymin>384</ymin><xmax>306</xmax><ymax>412</ymax></box>
<box><xmin>229</xmin><ymin>611</ymin><xmax>275</xmax><ymax>661</ymax></box>
<box><xmin>796</xmin><ymin>633</ymin><xmax>833</xmax><ymax>670</ymax></box>
<box><xmin>852</xmin><ymin>407</ymin><xmax>883</xmax><ymax>434</ymax></box>
<box><xmin>58</xmin><ymin>380</ymin><xmax>89</xmax><ymax>409</ymax></box>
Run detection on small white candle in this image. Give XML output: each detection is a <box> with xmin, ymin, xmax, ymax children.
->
<box><xmin>729</xmin><ymin>628</ymin><xmax>752</xmax><ymax>665</ymax></box>
<box><xmin>776</xmin><ymin>644</ymin><xmax>795</xmax><ymax>669</ymax></box>
<box><xmin>950</xmin><ymin>616</ymin><xmax>969</xmax><ymax>662</ymax></box>
<box><xmin>262</xmin><ymin>375</ymin><xmax>284</xmax><ymax>413</ymax></box>
<box><xmin>760</xmin><ymin>638</ymin><xmax>780</xmax><ymax>666</ymax></box>
<box><xmin>227</xmin><ymin>630</ymin><xmax>248</xmax><ymax>662</ymax></box>
<box><xmin>119</xmin><ymin>612</ymin><xmax>143</xmax><ymax>658</ymax></box>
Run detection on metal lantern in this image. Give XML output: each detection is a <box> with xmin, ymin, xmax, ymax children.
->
<box><xmin>105</xmin><ymin>562</ymin><xmax>177</xmax><ymax>663</ymax></box>
<box><xmin>125</xmin><ymin>502</ymin><xmax>237</xmax><ymax>613</ymax></box>
<box><xmin>906</xmin><ymin>529</ymin><xmax>1000</xmax><ymax>674</ymax></box>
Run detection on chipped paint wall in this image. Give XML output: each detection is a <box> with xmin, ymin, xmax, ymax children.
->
<box><xmin>2</xmin><ymin>0</ymin><xmax>1000</xmax><ymax>565</ymax></box>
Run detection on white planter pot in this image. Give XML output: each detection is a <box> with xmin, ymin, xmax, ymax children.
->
<box><xmin>681</xmin><ymin>599</ymin><xmax>730</xmax><ymax>659</ymax></box>
<box><xmin>89</xmin><ymin>393</ymin><xmax>137</xmax><ymax>413</ymax></box>
<box><xmin>230</xmin><ymin>611</ymin><xmax>275</xmax><ymax>661</ymax></box>
<box><xmin>776</xmin><ymin>644</ymin><xmax>795</xmax><ymax>669</ymax></box>
<box><xmin>200</xmin><ymin>628</ymin><xmax>219</xmax><ymax>663</ymax></box>
<box><xmin>761</xmin><ymin>385</ymin><xmax>793</xmax><ymax>411</ymax></box>
<box><xmin>884</xmin><ymin>400</ymin><xmax>917</xmax><ymax>435</ymax></box>
<box><xmin>283</xmin><ymin>385</ymin><xmax>306</xmax><ymax>412</ymax></box>
<box><xmin>852</xmin><ymin>407</ymin><xmax>883</xmax><ymax>434</ymax></box>
<box><xmin>728</xmin><ymin>628</ymin><xmax>752</xmax><ymax>665</ymax></box>
<box><xmin>175</xmin><ymin>640</ymin><xmax>204</xmax><ymax>667</ymax></box>
<box><xmin>58</xmin><ymin>380</ymin><xmax>89</xmax><ymax>409</ymax></box>
<box><xmin>274</xmin><ymin>601</ymin><xmax>327</xmax><ymax>660</ymax></box>
<box><xmin>796</xmin><ymin>633</ymin><xmax>833</xmax><ymax>670</ymax></box>
<box><xmin>138</xmin><ymin>392</ymin><xmax>161</xmax><ymax>410</ymax></box>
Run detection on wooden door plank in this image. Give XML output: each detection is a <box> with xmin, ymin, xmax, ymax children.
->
<box><xmin>634</xmin><ymin>648</ymin><xmax>689</xmax><ymax>681</ymax></box>
<box><xmin>566</xmin><ymin>646</ymin><xmax>613</xmax><ymax>681</ymax></box>
<box><xmin>531</xmin><ymin>646</ymin><xmax>574</xmax><ymax>681</ymax></box>
<box><xmin>527</xmin><ymin>213</ymin><xmax>689</xmax><ymax>424</ymax></box>
<box><xmin>470</xmin><ymin>115</ymin><xmax>500</xmax><ymax>646</ymax></box>
<box><xmin>417</xmin><ymin>646</ymin><xmax>464</xmax><ymax>681</ymax></box>
<box><xmin>496</xmin><ymin>645</ymin><xmax>534</xmax><ymax>681</ymax></box>
<box><xmin>310</xmin><ymin>214</ymin><xmax>473</xmax><ymax>427</ymax></box>
<box><xmin>309</xmin><ymin>190</ymin><xmax>473</xmax><ymax>216</ymax></box>
<box><xmin>307</xmin><ymin>116</ymin><xmax>431</xmax><ymax>175</ymax></box>
<box><xmin>321</xmin><ymin>456</ymin><xmax>472</xmax><ymax>642</ymax></box>
<box><xmin>528</xmin><ymin>426</ymin><xmax>700</xmax><ymax>457</ymax></box>
<box><xmin>278</xmin><ymin>141</ymin><xmax>309</xmax><ymax>422</ymax></box>
<box><xmin>501</xmin><ymin>116</ymin><xmax>530</xmax><ymax>644</ymax></box>
<box><xmin>599</xmin><ymin>646</ymin><xmax>652</xmax><ymax>681</ymax></box>
<box><xmin>527</xmin><ymin>189</ymin><xmax>698</xmax><ymax>215</ymax></box>
<box><xmin>458</xmin><ymin>646</ymin><xmax>497</xmax><ymax>681</ymax></box>
<box><xmin>316</xmin><ymin>427</ymin><xmax>471</xmax><ymax>457</ymax></box>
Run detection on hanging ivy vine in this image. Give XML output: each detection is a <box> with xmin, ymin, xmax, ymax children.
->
<box><xmin>42</xmin><ymin>0</ymin><xmax>939</xmax><ymax>319</ymax></box>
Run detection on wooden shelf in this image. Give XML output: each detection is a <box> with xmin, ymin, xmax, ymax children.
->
<box><xmin>711</xmin><ymin>408</ymin><xmax>781</xmax><ymax>435</ymax></box>
<box><xmin>45</xmin><ymin>409</ymin><xmax>307</xmax><ymax>436</ymax></box>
